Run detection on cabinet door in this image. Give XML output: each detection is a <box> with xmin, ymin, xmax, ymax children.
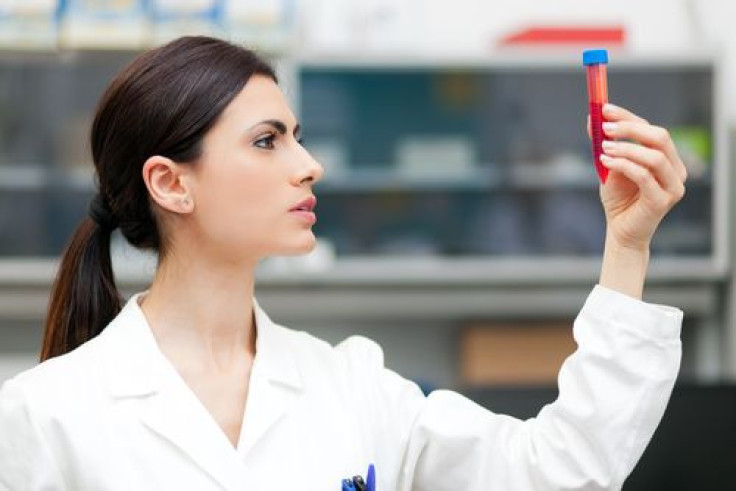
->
<box><xmin>0</xmin><ymin>52</ymin><xmax>136</xmax><ymax>256</ymax></box>
<box><xmin>298</xmin><ymin>64</ymin><xmax>714</xmax><ymax>259</ymax></box>
<box><xmin>0</xmin><ymin>57</ymin><xmax>717</xmax><ymax>262</ymax></box>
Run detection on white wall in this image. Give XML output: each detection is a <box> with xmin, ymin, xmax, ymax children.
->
<box><xmin>300</xmin><ymin>0</ymin><xmax>736</xmax><ymax>124</ymax></box>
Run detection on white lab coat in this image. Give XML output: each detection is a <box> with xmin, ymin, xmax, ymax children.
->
<box><xmin>0</xmin><ymin>285</ymin><xmax>682</xmax><ymax>490</ymax></box>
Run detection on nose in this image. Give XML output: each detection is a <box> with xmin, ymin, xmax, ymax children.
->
<box><xmin>292</xmin><ymin>145</ymin><xmax>324</xmax><ymax>186</ymax></box>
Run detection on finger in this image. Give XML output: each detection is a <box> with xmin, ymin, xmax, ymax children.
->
<box><xmin>602</xmin><ymin>140</ymin><xmax>683</xmax><ymax>195</ymax></box>
<box><xmin>602</xmin><ymin>103</ymin><xmax>649</xmax><ymax>125</ymax></box>
<box><xmin>602</xmin><ymin>121</ymin><xmax>687</xmax><ymax>182</ymax></box>
<box><xmin>589</xmin><ymin>103</ymin><xmax>647</xmax><ymax>143</ymax></box>
<box><xmin>600</xmin><ymin>155</ymin><xmax>683</xmax><ymax>212</ymax></box>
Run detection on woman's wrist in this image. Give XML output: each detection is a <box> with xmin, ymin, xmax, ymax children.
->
<box><xmin>599</xmin><ymin>234</ymin><xmax>651</xmax><ymax>300</ymax></box>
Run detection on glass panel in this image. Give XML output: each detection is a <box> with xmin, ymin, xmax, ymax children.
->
<box><xmin>0</xmin><ymin>52</ymin><xmax>136</xmax><ymax>256</ymax></box>
<box><xmin>300</xmin><ymin>66</ymin><xmax>713</xmax><ymax>257</ymax></box>
<box><xmin>0</xmin><ymin>56</ymin><xmax>714</xmax><ymax>259</ymax></box>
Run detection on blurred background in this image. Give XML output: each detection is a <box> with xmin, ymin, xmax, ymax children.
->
<box><xmin>0</xmin><ymin>0</ymin><xmax>735</xmax><ymax>488</ymax></box>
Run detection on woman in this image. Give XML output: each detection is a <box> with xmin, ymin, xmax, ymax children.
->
<box><xmin>0</xmin><ymin>36</ymin><xmax>686</xmax><ymax>490</ymax></box>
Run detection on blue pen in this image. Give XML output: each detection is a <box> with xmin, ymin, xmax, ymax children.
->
<box><xmin>366</xmin><ymin>464</ymin><xmax>376</xmax><ymax>491</ymax></box>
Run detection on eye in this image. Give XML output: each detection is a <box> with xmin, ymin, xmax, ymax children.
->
<box><xmin>254</xmin><ymin>132</ymin><xmax>277</xmax><ymax>149</ymax></box>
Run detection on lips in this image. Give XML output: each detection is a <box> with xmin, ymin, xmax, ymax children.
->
<box><xmin>290</xmin><ymin>196</ymin><xmax>317</xmax><ymax>213</ymax></box>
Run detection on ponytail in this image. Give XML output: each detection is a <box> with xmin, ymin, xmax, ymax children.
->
<box><xmin>41</xmin><ymin>197</ymin><xmax>122</xmax><ymax>361</ymax></box>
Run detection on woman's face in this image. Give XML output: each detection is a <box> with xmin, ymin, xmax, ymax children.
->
<box><xmin>187</xmin><ymin>75</ymin><xmax>324</xmax><ymax>261</ymax></box>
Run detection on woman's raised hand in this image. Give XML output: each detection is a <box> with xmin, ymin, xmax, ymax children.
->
<box><xmin>595</xmin><ymin>103</ymin><xmax>687</xmax><ymax>251</ymax></box>
<box><xmin>592</xmin><ymin>103</ymin><xmax>687</xmax><ymax>298</ymax></box>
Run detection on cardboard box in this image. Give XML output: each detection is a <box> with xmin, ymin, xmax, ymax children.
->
<box><xmin>0</xmin><ymin>0</ymin><xmax>58</xmax><ymax>49</ymax></box>
<box><xmin>460</xmin><ymin>321</ymin><xmax>576</xmax><ymax>386</ymax></box>
<box><xmin>59</xmin><ymin>0</ymin><xmax>149</xmax><ymax>49</ymax></box>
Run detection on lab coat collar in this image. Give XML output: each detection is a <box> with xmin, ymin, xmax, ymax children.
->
<box><xmin>98</xmin><ymin>294</ymin><xmax>165</xmax><ymax>398</ymax></box>
<box><xmin>252</xmin><ymin>297</ymin><xmax>303</xmax><ymax>392</ymax></box>
<box><xmin>96</xmin><ymin>293</ymin><xmax>304</xmax><ymax>488</ymax></box>
<box><xmin>99</xmin><ymin>293</ymin><xmax>303</xmax><ymax>398</ymax></box>
<box><xmin>237</xmin><ymin>298</ymin><xmax>303</xmax><ymax>454</ymax></box>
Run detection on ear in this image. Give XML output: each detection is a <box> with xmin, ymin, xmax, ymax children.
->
<box><xmin>141</xmin><ymin>155</ymin><xmax>194</xmax><ymax>215</ymax></box>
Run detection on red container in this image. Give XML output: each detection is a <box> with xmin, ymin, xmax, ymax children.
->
<box><xmin>583</xmin><ymin>49</ymin><xmax>609</xmax><ymax>183</ymax></box>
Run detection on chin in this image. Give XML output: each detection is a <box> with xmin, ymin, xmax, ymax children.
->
<box><xmin>279</xmin><ymin>234</ymin><xmax>317</xmax><ymax>256</ymax></box>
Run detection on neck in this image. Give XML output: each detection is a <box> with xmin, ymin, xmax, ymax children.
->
<box><xmin>140</xmin><ymin>248</ymin><xmax>258</xmax><ymax>371</ymax></box>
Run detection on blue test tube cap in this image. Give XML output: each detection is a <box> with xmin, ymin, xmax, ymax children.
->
<box><xmin>583</xmin><ymin>49</ymin><xmax>609</xmax><ymax>66</ymax></box>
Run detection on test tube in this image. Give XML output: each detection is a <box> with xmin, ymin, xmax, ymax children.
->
<box><xmin>583</xmin><ymin>49</ymin><xmax>609</xmax><ymax>184</ymax></box>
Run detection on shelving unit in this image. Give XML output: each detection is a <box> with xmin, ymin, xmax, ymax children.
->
<box><xmin>287</xmin><ymin>52</ymin><xmax>724</xmax><ymax>260</ymax></box>
<box><xmin>282</xmin><ymin>51</ymin><xmax>730</xmax><ymax>383</ymax></box>
<box><xmin>0</xmin><ymin>48</ymin><xmax>731</xmax><ymax>385</ymax></box>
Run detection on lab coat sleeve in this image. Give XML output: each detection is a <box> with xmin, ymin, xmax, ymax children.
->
<box><xmin>0</xmin><ymin>377</ymin><xmax>66</xmax><ymax>491</ymax></box>
<box><xmin>381</xmin><ymin>285</ymin><xmax>682</xmax><ymax>491</ymax></box>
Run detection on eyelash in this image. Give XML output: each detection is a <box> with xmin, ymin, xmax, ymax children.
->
<box><xmin>254</xmin><ymin>133</ymin><xmax>277</xmax><ymax>150</ymax></box>
<box><xmin>253</xmin><ymin>133</ymin><xmax>305</xmax><ymax>149</ymax></box>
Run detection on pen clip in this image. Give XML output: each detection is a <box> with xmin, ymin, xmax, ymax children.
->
<box><xmin>342</xmin><ymin>463</ymin><xmax>375</xmax><ymax>491</ymax></box>
<box><xmin>352</xmin><ymin>475</ymin><xmax>366</xmax><ymax>491</ymax></box>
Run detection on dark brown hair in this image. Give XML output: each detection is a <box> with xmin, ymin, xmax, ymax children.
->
<box><xmin>41</xmin><ymin>36</ymin><xmax>276</xmax><ymax>361</ymax></box>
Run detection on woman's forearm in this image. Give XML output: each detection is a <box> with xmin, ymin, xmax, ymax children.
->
<box><xmin>598</xmin><ymin>234</ymin><xmax>650</xmax><ymax>300</ymax></box>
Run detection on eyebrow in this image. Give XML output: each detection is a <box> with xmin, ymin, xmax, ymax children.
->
<box><xmin>252</xmin><ymin>119</ymin><xmax>301</xmax><ymax>137</ymax></box>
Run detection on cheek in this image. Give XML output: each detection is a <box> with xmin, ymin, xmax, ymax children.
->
<box><xmin>197</xmin><ymin>168</ymin><xmax>283</xmax><ymax>241</ymax></box>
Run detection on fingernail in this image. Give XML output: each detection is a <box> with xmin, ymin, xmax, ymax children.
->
<box><xmin>600</xmin><ymin>154</ymin><xmax>612</xmax><ymax>163</ymax></box>
<box><xmin>603</xmin><ymin>103</ymin><xmax>619</xmax><ymax>113</ymax></box>
<box><xmin>602</xmin><ymin>140</ymin><xmax>615</xmax><ymax>149</ymax></box>
<box><xmin>602</xmin><ymin>122</ymin><xmax>618</xmax><ymax>134</ymax></box>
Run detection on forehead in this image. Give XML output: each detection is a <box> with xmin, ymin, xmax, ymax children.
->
<box><xmin>219</xmin><ymin>75</ymin><xmax>295</xmax><ymax>127</ymax></box>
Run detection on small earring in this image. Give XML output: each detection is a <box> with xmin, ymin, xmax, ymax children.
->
<box><xmin>180</xmin><ymin>198</ymin><xmax>189</xmax><ymax>206</ymax></box>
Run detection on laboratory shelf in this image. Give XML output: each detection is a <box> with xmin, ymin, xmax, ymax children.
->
<box><xmin>0</xmin><ymin>48</ymin><xmax>730</xmax><ymax>382</ymax></box>
<box><xmin>0</xmin><ymin>257</ymin><xmax>724</xmax><ymax>324</ymax></box>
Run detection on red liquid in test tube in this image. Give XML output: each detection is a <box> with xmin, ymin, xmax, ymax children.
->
<box><xmin>583</xmin><ymin>49</ymin><xmax>609</xmax><ymax>184</ymax></box>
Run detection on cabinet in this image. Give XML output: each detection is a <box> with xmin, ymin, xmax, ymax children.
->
<box><xmin>0</xmin><ymin>50</ymin><xmax>138</xmax><ymax>255</ymax></box>
<box><xmin>279</xmin><ymin>52</ymin><xmax>730</xmax><ymax>383</ymax></box>
<box><xmin>0</xmin><ymin>49</ymin><xmax>730</xmax><ymax>383</ymax></box>
<box><xmin>289</xmin><ymin>53</ymin><xmax>724</xmax><ymax>268</ymax></box>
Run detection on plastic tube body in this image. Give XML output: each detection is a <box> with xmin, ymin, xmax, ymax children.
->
<box><xmin>584</xmin><ymin>50</ymin><xmax>609</xmax><ymax>183</ymax></box>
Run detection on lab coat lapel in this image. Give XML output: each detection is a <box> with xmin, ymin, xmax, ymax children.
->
<box><xmin>99</xmin><ymin>294</ymin><xmax>252</xmax><ymax>490</ymax></box>
<box><xmin>237</xmin><ymin>300</ymin><xmax>303</xmax><ymax>455</ymax></box>
<box><xmin>141</xmin><ymin>376</ymin><xmax>250</xmax><ymax>490</ymax></box>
